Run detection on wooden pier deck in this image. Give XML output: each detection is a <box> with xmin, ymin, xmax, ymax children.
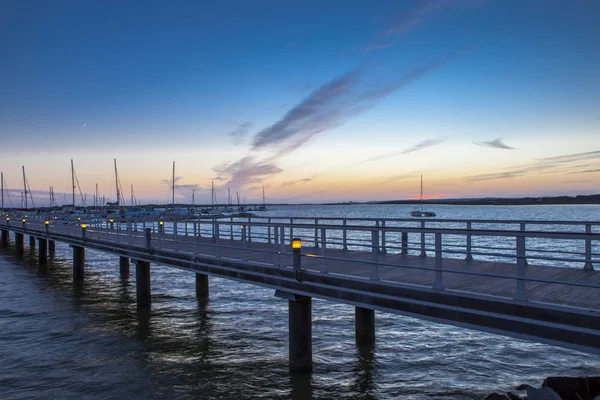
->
<box><xmin>2</xmin><ymin>216</ymin><xmax>600</xmax><ymax>365</ymax></box>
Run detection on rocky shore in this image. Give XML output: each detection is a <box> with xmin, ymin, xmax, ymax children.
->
<box><xmin>485</xmin><ymin>377</ymin><xmax>600</xmax><ymax>400</ymax></box>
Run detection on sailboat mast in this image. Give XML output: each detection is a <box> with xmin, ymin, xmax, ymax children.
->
<box><xmin>114</xmin><ymin>159</ymin><xmax>120</xmax><ymax>207</ymax></box>
<box><xmin>420</xmin><ymin>174</ymin><xmax>423</xmax><ymax>211</ymax></box>
<box><xmin>210</xmin><ymin>181</ymin><xmax>217</xmax><ymax>208</ymax></box>
<box><xmin>71</xmin><ymin>159</ymin><xmax>76</xmax><ymax>210</ymax></box>
<box><xmin>172</xmin><ymin>161</ymin><xmax>175</xmax><ymax>209</ymax></box>
<box><xmin>1</xmin><ymin>172</ymin><xmax>3</xmax><ymax>212</ymax></box>
<box><xmin>262</xmin><ymin>185</ymin><xmax>265</xmax><ymax>207</ymax></box>
<box><xmin>95</xmin><ymin>183</ymin><xmax>99</xmax><ymax>207</ymax></box>
<box><xmin>22</xmin><ymin>166</ymin><xmax>27</xmax><ymax>209</ymax></box>
<box><xmin>192</xmin><ymin>189</ymin><xmax>195</xmax><ymax>206</ymax></box>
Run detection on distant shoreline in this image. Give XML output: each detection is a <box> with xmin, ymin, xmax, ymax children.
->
<box><xmin>327</xmin><ymin>193</ymin><xmax>600</xmax><ymax>207</ymax></box>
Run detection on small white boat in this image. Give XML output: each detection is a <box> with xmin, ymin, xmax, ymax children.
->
<box><xmin>411</xmin><ymin>175</ymin><xmax>436</xmax><ymax>218</ymax></box>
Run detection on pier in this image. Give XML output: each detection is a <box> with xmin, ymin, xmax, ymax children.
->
<box><xmin>1</xmin><ymin>214</ymin><xmax>599</xmax><ymax>371</ymax></box>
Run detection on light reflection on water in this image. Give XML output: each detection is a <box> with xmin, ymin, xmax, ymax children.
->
<box><xmin>1</xmin><ymin>204</ymin><xmax>600</xmax><ymax>399</ymax></box>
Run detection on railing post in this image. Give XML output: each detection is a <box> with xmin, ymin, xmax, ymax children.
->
<box><xmin>320</xmin><ymin>227</ymin><xmax>327</xmax><ymax>273</ymax></box>
<box><xmin>342</xmin><ymin>219</ymin><xmax>348</xmax><ymax>251</ymax></box>
<box><xmin>215</xmin><ymin>223</ymin><xmax>220</xmax><ymax>258</ymax></box>
<box><xmin>290</xmin><ymin>218</ymin><xmax>294</xmax><ymax>241</ymax></box>
<box><xmin>195</xmin><ymin>221</ymin><xmax>200</xmax><ymax>255</ymax></box>
<box><xmin>380</xmin><ymin>220</ymin><xmax>386</xmax><ymax>254</ymax></box>
<box><xmin>247</xmin><ymin>217</ymin><xmax>252</xmax><ymax>242</ymax></box>
<box><xmin>401</xmin><ymin>231</ymin><xmax>408</xmax><ymax>255</ymax></box>
<box><xmin>174</xmin><ymin>222</ymin><xmax>179</xmax><ymax>251</ymax></box>
<box><xmin>267</xmin><ymin>218</ymin><xmax>272</xmax><ymax>244</ymax></box>
<box><xmin>519</xmin><ymin>223</ymin><xmax>528</xmax><ymax>265</ymax></box>
<box><xmin>420</xmin><ymin>220</ymin><xmax>427</xmax><ymax>257</ymax></box>
<box><xmin>514</xmin><ymin>235</ymin><xmax>528</xmax><ymax>301</ymax></box>
<box><xmin>584</xmin><ymin>223</ymin><xmax>594</xmax><ymax>271</ymax></box>
<box><xmin>314</xmin><ymin>219</ymin><xmax>319</xmax><ymax>249</ymax></box>
<box><xmin>230</xmin><ymin>217</ymin><xmax>234</xmax><ymax>240</ymax></box>
<box><xmin>242</xmin><ymin>225</ymin><xmax>247</xmax><ymax>261</ymax></box>
<box><xmin>185</xmin><ymin>222</ymin><xmax>188</xmax><ymax>236</ymax></box>
<box><xmin>277</xmin><ymin>226</ymin><xmax>285</xmax><ymax>267</ymax></box>
<box><xmin>433</xmin><ymin>233</ymin><xmax>443</xmax><ymax>290</ymax></box>
<box><xmin>274</xmin><ymin>222</ymin><xmax>279</xmax><ymax>244</ymax></box>
<box><xmin>371</xmin><ymin>230</ymin><xmax>379</xmax><ymax>280</ymax></box>
<box><xmin>145</xmin><ymin>228</ymin><xmax>152</xmax><ymax>249</ymax></box>
<box><xmin>465</xmin><ymin>221</ymin><xmax>473</xmax><ymax>261</ymax></box>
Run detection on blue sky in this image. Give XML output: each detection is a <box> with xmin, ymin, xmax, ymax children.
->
<box><xmin>1</xmin><ymin>0</ymin><xmax>599</xmax><ymax>206</ymax></box>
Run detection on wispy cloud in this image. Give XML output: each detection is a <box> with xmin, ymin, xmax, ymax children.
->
<box><xmin>279</xmin><ymin>178</ymin><xmax>314</xmax><ymax>187</ymax></box>
<box><xmin>566</xmin><ymin>168</ymin><xmax>600</xmax><ymax>175</ymax></box>
<box><xmin>465</xmin><ymin>149</ymin><xmax>600</xmax><ymax>182</ymax></box>
<box><xmin>160</xmin><ymin>176</ymin><xmax>183</xmax><ymax>187</ymax></box>
<box><xmin>537</xmin><ymin>150</ymin><xmax>600</xmax><ymax>164</ymax></box>
<box><xmin>228</xmin><ymin>122</ymin><xmax>253</xmax><ymax>145</ymax></box>
<box><xmin>364</xmin><ymin>0</ymin><xmax>482</xmax><ymax>51</ymax></box>
<box><xmin>366</xmin><ymin>137</ymin><xmax>447</xmax><ymax>162</ymax></box>
<box><xmin>365</xmin><ymin>0</ymin><xmax>453</xmax><ymax>51</ymax></box>
<box><xmin>213</xmin><ymin>156</ymin><xmax>282</xmax><ymax>189</ymax></box>
<box><xmin>473</xmin><ymin>138</ymin><xmax>515</xmax><ymax>150</ymax></box>
<box><xmin>466</xmin><ymin>170</ymin><xmax>529</xmax><ymax>182</ymax></box>
<box><xmin>252</xmin><ymin>54</ymin><xmax>459</xmax><ymax>160</ymax></box>
<box><xmin>160</xmin><ymin>177</ymin><xmax>201</xmax><ymax>192</ymax></box>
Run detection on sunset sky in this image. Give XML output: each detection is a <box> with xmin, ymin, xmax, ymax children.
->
<box><xmin>1</xmin><ymin>0</ymin><xmax>599</xmax><ymax>206</ymax></box>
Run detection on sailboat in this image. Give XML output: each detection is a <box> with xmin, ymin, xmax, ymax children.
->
<box><xmin>257</xmin><ymin>186</ymin><xmax>267</xmax><ymax>211</ymax></box>
<box><xmin>410</xmin><ymin>175</ymin><xmax>436</xmax><ymax>217</ymax></box>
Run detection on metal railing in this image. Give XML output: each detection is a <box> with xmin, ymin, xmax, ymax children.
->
<box><xmin>2</xmin><ymin>213</ymin><xmax>600</xmax><ymax>306</ymax></box>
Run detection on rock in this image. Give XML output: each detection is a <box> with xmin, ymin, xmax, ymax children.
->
<box><xmin>543</xmin><ymin>376</ymin><xmax>600</xmax><ymax>400</ymax></box>
<box><xmin>484</xmin><ymin>393</ymin><xmax>511</xmax><ymax>400</ymax></box>
<box><xmin>526</xmin><ymin>386</ymin><xmax>562</xmax><ymax>400</ymax></box>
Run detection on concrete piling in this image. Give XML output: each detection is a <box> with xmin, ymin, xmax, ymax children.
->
<box><xmin>120</xmin><ymin>256</ymin><xmax>130</xmax><ymax>278</ymax></box>
<box><xmin>73</xmin><ymin>245</ymin><xmax>85</xmax><ymax>279</ymax></box>
<box><xmin>1</xmin><ymin>229</ymin><xmax>8</xmax><ymax>246</ymax></box>
<box><xmin>38</xmin><ymin>238</ymin><xmax>48</xmax><ymax>263</ymax></box>
<box><xmin>15</xmin><ymin>232</ymin><xmax>24</xmax><ymax>253</ymax></box>
<box><xmin>29</xmin><ymin>235</ymin><xmax>35</xmax><ymax>248</ymax></box>
<box><xmin>135</xmin><ymin>260</ymin><xmax>151</xmax><ymax>308</ymax></box>
<box><xmin>355</xmin><ymin>307</ymin><xmax>375</xmax><ymax>347</ymax></box>
<box><xmin>196</xmin><ymin>273</ymin><xmax>209</xmax><ymax>300</ymax></box>
<box><xmin>289</xmin><ymin>295</ymin><xmax>312</xmax><ymax>373</ymax></box>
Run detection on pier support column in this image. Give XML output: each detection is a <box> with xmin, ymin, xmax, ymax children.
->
<box><xmin>1</xmin><ymin>229</ymin><xmax>8</xmax><ymax>246</ymax></box>
<box><xmin>135</xmin><ymin>260</ymin><xmax>151</xmax><ymax>308</ymax></box>
<box><xmin>38</xmin><ymin>238</ymin><xmax>48</xmax><ymax>264</ymax></box>
<box><xmin>15</xmin><ymin>233</ymin><xmax>24</xmax><ymax>253</ymax></box>
<box><xmin>49</xmin><ymin>240</ymin><xmax>56</xmax><ymax>253</ymax></box>
<box><xmin>289</xmin><ymin>295</ymin><xmax>312</xmax><ymax>373</ymax></box>
<box><xmin>119</xmin><ymin>256</ymin><xmax>130</xmax><ymax>278</ymax></box>
<box><xmin>196</xmin><ymin>273</ymin><xmax>209</xmax><ymax>300</ymax></box>
<box><xmin>73</xmin><ymin>245</ymin><xmax>85</xmax><ymax>279</ymax></box>
<box><xmin>29</xmin><ymin>235</ymin><xmax>36</xmax><ymax>248</ymax></box>
<box><xmin>355</xmin><ymin>307</ymin><xmax>375</xmax><ymax>347</ymax></box>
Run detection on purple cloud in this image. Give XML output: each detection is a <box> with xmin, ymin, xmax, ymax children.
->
<box><xmin>228</xmin><ymin>122</ymin><xmax>254</xmax><ymax>145</ymax></box>
<box><xmin>473</xmin><ymin>138</ymin><xmax>515</xmax><ymax>150</ymax></box>
<box><xmin>251</xmin><ymin>57</ymin><xmax>456</xmax><ymax>160</ymax></box>
<box><xmin>366</xmin><ymin>137</ymin><xmax>447</xmax><ymax>162</ymax></box>
<box><xmin>213</xmin><ymin>156</ymin><xmax>283</xmax><ymax>189</ymax></box>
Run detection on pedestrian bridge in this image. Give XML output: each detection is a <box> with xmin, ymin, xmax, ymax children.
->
<box><xmin>1</xmin><ymin>214</ymin><xmax>599</xmax><ymax>371</ymax></box>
